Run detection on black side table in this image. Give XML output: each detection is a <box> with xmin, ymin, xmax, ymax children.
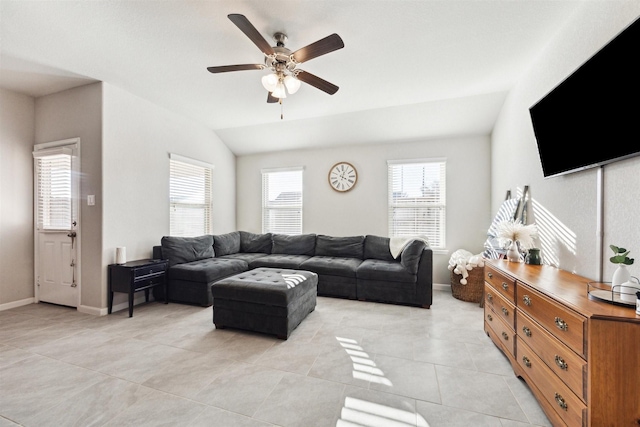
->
<box><xmin>108</xmin><ymin>259</ymin><xmax>169</xmax><ymax>317</ymax></box>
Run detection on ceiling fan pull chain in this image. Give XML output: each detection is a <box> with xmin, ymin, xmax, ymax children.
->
<box><xmin>280</xmin><ymin>98</ymin><xmax>284</xmax><ymax>120</ymax></box>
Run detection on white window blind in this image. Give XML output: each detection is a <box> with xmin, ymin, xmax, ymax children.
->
<box><xmin>169</xmin><ymin>155</ymin><xmax>213</xmax><ymax>237</ymax></box>
<box><xmin>35</xmin><ymin>153</ymin><xmax>72</xmax><ymax>230</ymax></box>
<box><xmin>262</xmin><ymin>168</ymin><xmax>303</xmax><ymax>235</ymax></box>
<box><xmin>388</xmin><ymin>159</ymin><xmax>446</xmax><ymax>248</ymax></box>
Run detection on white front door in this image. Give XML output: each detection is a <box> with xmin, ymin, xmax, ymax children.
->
<box><xmin>37</xmin><ymin>230</ymin><xmax>77</xmax><ymax>306</ymax></box>
<box><xmin>33</xmin><ymin>139</ymin><xmax>80</xmax><ymax>307</ymax></box>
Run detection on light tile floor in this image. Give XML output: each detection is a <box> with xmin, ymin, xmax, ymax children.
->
<box><xmin>0</xmin><ymin>290</ymin><xmax>552</xmax><ymax>427</ymax></box>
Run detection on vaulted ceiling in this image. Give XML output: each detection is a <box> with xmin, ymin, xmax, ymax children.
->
<box><xmin>0</xmin><ymin>1</ymin><xmax>584</xmax><ymax>155</ymax></box>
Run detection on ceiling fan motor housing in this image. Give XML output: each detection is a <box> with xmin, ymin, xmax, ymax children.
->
<box><xmin>265</xmin><ymin>33</ymin><xmax>297</xmax><ymax>72</ymax></box>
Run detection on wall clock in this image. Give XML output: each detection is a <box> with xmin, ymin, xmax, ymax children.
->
<box><xmin>328</xmin><ymin>162</ymin><xmax>357</xmax><ymax>192</ymax></box>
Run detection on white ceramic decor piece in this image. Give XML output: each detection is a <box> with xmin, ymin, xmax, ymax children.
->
<box><xmin>506</xmin><ymin>240</ymin><xmax>521</xmax><ymax>262</ymax></box>
<box><xmin>116</xmin><ymin>247</ymin><xmax>126</xmax><ymax>264</ymax></box>
<box><xmin>618</xmin><ymin>278</ymin><xmax>640</xmax><ymax>303</ymax></box>
<box><xmin>611</xmin><ymin>264</ymin><xmax>631</xmax><ymax>288</ymax></box>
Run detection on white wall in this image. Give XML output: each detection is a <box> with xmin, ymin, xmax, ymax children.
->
<box><xmin>28</xmin><ymin>82</ymin><xmax>237</xmax><ymax>312</ymax></box>
<box><xmin>35</xmin><ymin>83</ymin><xmax>103</xmax><ymax>309</ymax></box>
<box><xmin>0</xmin><ymin>88</ymin><xmax>35</xmax><ymax>307</ymax></box>
<box><xmin>102</xmin><ymin>83</ymin><xmax>236</xmax><ymax>309</ymax></box>
<box><xmin>237</xmin><ymin>135</ymin><xmax>491</xmax><ymax>284</ymax></box>
<box><xmin>492</xmin><ymin>2</ymin><xmax>640</xmax><ymax>280</ymax></box>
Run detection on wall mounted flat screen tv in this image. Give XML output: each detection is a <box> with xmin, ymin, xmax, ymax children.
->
<box><xmin>529</xmin><ymin>17</ymin><xmax>640</xmax><ymax>178</ymax></box>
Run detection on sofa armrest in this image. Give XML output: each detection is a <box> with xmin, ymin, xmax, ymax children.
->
<box><xmin>153</xmin><ymin>245</ymin><xmax>163</xmax><ymax>260</ymax></box>
<box><xmin>415</xmin><ymin>248</ymin><xmax>433</xmax><ymax>308</ymax></box>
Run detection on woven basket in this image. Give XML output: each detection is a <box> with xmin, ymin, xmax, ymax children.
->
<box><xmin>450</xmin><ymin>267</ymin><xmax>485</xmax><ymax>306</ymax></box>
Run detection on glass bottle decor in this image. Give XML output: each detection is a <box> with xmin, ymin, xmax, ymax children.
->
<box><xmin>526</xmin><ymin>248</ymin><xmax>542</xmax><ymax>265</ymax></box>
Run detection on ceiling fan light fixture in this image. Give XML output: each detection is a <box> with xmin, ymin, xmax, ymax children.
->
<box><xmin>208</xmin><ymin>14</ymin><xmax>344</xmax><ymax>109</ymax></box>
<box><xmin>271</xmin><ymin>82</ymin><xmax>287</xmax><ymax>99</ymax></box>
<box><xmin>284</xmin><ymin>75</ymin><xmax>301</xmax><ymax>94</ymax></box>
<box><xmin>261</xmin><ymin>73</ymin><xmax>279</xmax><ymax>92</ymax></box>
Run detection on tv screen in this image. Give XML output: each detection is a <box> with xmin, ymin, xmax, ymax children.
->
<box><xmin>529</xmin><ymin>17</ymin><xmax>640</xmax><ymax>178</ymax></box>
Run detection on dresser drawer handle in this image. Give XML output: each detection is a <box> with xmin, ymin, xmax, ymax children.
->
<box><xmin>522</xmin><ymin>326</ymin><xmax>532</xmax><ymax>337</ymax></box>
<box><xmin>487</xmin><ymin>272</ymin><xmax>493</xmax><ymax>279</ymax></box>
<box><xmin>554</xmin><ymin>393</ymin><xmax>568</xmax><ymax>411</ymax></box>
<box><xmin>487</xmin><ymin>314</ymin><xmax>493</xmax><ymax>321</ymax></box>
<box><xmin>501</xmin><ymin>307</ymin><xmax>509</xmax><ymax>316</ymax></box>
<box><xmin>501</xmin><ymin>332</ymin><xmax>509</xmax><ymax>341</ymax></box>
<box><xmin>554</xmin><ymin>355</ymin><xmax>568</xmax><ymax>370</ymax></box>
<box><xmin>522</xmin><ymin>295</ymin><xmax>532</xmax><ymax>306</ymax></box>
<box><xmin>502</xmin><ymin>282</ymin><xmax>509</xmax><ymax>291</ymax></box>
<box><xmin>554</xmin><ymin>317</ymin><xmax>568</xmax><ymax>331</ymax></box>
<box><xmin>522</xmin><ymin>356</ymin><xmax>531</xmax><ymax>368</ymax></box>
<box><xmin>487</xmin><ymin>293</ymin><xmax>493</xmax><ymax>303</ymax></box>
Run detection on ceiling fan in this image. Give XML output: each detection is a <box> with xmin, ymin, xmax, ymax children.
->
<box><xmin>207</xmin><ymin>14</ymin><xmax>344</xmax><ymax>103</ymax></box>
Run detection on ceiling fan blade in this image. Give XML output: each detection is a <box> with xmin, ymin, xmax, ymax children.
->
<box><xmin>228</xmin><ymin>14</ymin><xmax>275</xmax><ymax>56</ymax></box>
<box><xmin>292</xmin><ymin>34</ymin><xmax>344</xmax><ymax>63</ymax></box>
<box><xmin>207</xmin><ymin>64</ymin><xmax>264</xmax><ymax>73</ymax></box>
<box><xmin>296</xmin><ymin>70</ymin><xmax>339</xmax><ymax>95</ymax></box>
<box><xmin>267</xmin><ymin>92</ymin><xmax>279</xmax><ymax>103</ymax></box>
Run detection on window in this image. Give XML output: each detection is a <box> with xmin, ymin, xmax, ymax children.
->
<box><xmin>262</xmin><ymin>167</ymin><xmax>303</xmax><ymax>235</ymax></box>
<box><xmin>34</xmin><ymin>148</ymin><xmax>74</xmax><ymax>230</ymax></box>
<box><xmin>388</xmin><ymin>159</ymin><xmax>446</xmax><ymax>248</ymax></box>
<box><xmin>169</xmin><ymin>154</ymin><xmax>213</xmax><ymax>237</ymax></box>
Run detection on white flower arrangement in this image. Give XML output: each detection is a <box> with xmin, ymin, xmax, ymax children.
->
<box><xmin>496</xmin><ymin>220</ymin><xmax>538</xmax><ymax>250</ymax></box>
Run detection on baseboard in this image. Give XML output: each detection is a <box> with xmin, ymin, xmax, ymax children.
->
<box><xmin>77</xmin><ymin>305</ymin><xmax>107</xmax><ymax>316</ymax></box>
<box><xmin>78</xmin><ymin>293</ymin><xmax>150</xmax><ymax>316</ymax></box>
<box><xmin>0</xmin><ymin>297</ymin><xmax>35</xmax><ymax>312</ymax></box>
<box><xmin>1</xmin><ymin>294</ymin><xmax>151</xmax><ymax>316</ymax></box>
<box><xmin>433</xmin><ymin>283</ymin><xmax>451</xmax><ymax>291</ymax></box>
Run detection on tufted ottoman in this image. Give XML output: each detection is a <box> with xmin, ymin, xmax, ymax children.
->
<box><xmin>211</xmin><ymin>268</ymin><xmax>318</xmax><ymax>339</ymax></box>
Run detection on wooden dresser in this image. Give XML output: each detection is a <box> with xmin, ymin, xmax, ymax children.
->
<box><xmin>483</xmin><ymin>259</ymin><xmax>640</xmax><ymax>427</ymax></box>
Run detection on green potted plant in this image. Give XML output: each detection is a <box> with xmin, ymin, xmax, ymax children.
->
<box><xmin>609</xmin><ymin>245</ymin><xmax>634</xmax><ymax>266</ymax></box>
<box><xmin>609</xmin><ymin>245</ymin><xmax>638</xmax><ymax>301</ymax></box>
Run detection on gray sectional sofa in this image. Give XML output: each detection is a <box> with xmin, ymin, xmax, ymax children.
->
<box><xmin>152</xmin><ymin>231</ymin><xmax>433</xmax><ymax>308</ymax></box>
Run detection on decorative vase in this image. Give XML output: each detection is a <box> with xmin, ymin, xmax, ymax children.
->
<box><xmin>611</xmin><ymin>264</ymin><xmax>631</xmax><ymax>291</ymax></box>
<box><xmin>506</xmin><ymin>240</ymin><xmax>521</xmax><ymax>262</ymax></box>
<box><xmin>526</xmin><ymin>248</ymin><xmax>542</xmax><ymax>265</ymax></box>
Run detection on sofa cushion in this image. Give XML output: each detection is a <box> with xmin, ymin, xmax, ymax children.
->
<box><xmin>315</xmin><ymin>235</ymin><xmax>364</xmax><ymax>259</ymax></box>
<box><xmin>401</xmin><ymin>240</ymin><xmax>427</xmax><ymax>274</ymax></box>
<box><xmin>240</xmin><ymin>231</ymin><xmax>272</xmax><ymax>254</ymax></box>
<box><xmin>356</xmin><ymin>259</ymin><xmax>415</xmax><ymax>283</ymax></box>
<box><xmin>271</xmin><ymin>234</ymin><xmax>316</xmax><ymax>256</ymax></box>
<box><xmin>169</xmin><ymin>258</ymin><xmax>247</xmax><ymax>283</ymax></box>
<box><xmin>161</xmin><ymin>235</ymin><xmax>214</xmax><ymax>267</ymax></box>
<box><xmin>221</xmin><ymin>253</ymin><xmax>270</xmax><ymax>264</ymax></box>
<box><xmin>212</xmin><ymin>231</ymin><xmax>241</xmax><ymax>256</ymax></box>
<box><xmin>248</xmin><ymin>254</ymin><xmax>311</xmax><ymax>270</ymax></box>
<box><xmin>299</xmin><ymin>256</ymin><xmax>362</xmax><ymax>278</ymax></box>
<box><xmin>363</xmin><ymin>235</ymin><xmax>395</xmax><ymax>261</ymax></box>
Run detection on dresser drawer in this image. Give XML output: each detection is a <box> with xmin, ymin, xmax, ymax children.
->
<box><xmin>517</xmin><ymin>311</ymin><xmax>587</xmax><ymax>403</ymax></box>
<box><xmin>518</xmin><ymin>338</ymin><xmax>586</xmax><ymax>427</ymax></box>
<box><xmin>133</xmin><ymin>274</ymin><xmax>165</xmax><ymax>291</ymax></box>
<box><xmin>133</xmin><ymin>262</ymin><xmax>168</xmax><ymax>278</ymax></box>
<box><xmin>484</xmin><ymin>283</ymin><xmax>515</xmax><ymax>329</ymax></box>
<box><xmin>485</xmin><ymin>265</ymin><xmax>516</xmax><ymax>304</ymax></box>
<box><xmin>484</xmin><ymin>306</ymin><xmax>515</xmax><ymax>358</ymax></box>
<box><xmin>517</xmin><ymin>282</ymin><xmax>587</xmax><ymax>358</ymax></box>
